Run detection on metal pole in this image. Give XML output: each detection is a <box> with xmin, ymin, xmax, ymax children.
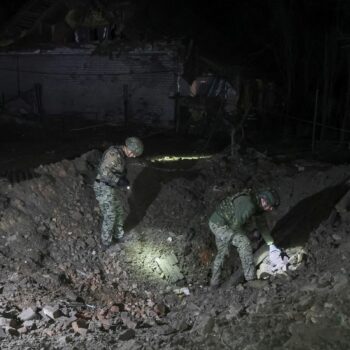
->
<box><xmin>1</xmin><ymin>93</ymin><xmax>4</xmax><ymax>110</ymax></box>
<box><xmin>123</xmin><ymin>84</ymin><xmax>128</xmax><ymax>128</ymax></box>
<box><xmin>312</xmin><ymin>88</ymin><xmax>319</xmax><ymax>153</ymax></box>
<box><xmin>16</xmin><ymin>55</ymin><xmax>20</xmax><ymax>96</ymax></box>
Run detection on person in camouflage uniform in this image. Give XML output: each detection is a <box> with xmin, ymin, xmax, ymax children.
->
<box><xmin>208</xmin><ymin>188</ymin><xmax>281</xmax><ymax>286</ymax></box>
<box><xmin>94</xmin><ymin>137</ymin><xmax>144</xmax><ymax>247</ymax></box>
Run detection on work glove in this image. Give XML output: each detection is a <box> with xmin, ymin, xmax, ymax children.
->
<box><xmin>117</xmin><ymin>176</ymin><xmax>130</xmax><ymax>189</ymax></box>
<box><xmin>116</xmin><ymin>226</ymin><xmax>125</xmax><ymax>241</ymax></box>
<box><xmin>269</xmin><ymin>244</ymin><xmax>283</xmax><ymax>269</ymax></box>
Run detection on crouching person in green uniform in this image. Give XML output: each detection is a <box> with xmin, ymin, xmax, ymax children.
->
<box><xmin>209</xmin><ymin>188</ymin><xmax>281</xmax><ymax>287</ymax></box>
<box><xmin>94</xmin><ymin>137</ymin><xmax>144</xmax><ymax>248</ymax></box>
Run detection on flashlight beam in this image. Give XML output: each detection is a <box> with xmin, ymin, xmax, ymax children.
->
<box><xmin>148</xmin><ymin>155</ymin><xmax>212</xmax><ymax>162</ymax></box>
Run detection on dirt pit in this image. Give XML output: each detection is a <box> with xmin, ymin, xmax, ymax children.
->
<box><xmin>0</xmin><ymin>147</ymin><xmax>350</xmax><ymax>349</ymax></box>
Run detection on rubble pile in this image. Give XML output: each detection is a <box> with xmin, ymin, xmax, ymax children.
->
<box><xmin>141</xmin><ymin>210</ymin><xmax>350</xmax><ymax>350</ymax></box>
<box><xmin>0</xmin><ymin>147</ymin><xmax>350</xmax><ymax>349</ymax></box>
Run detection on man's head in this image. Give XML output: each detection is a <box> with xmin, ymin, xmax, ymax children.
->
<box><xmin>256</xmin><ymin>188</ymin><xmax>280</xmax><ymax>212</ymax></box>
<box><xmin>124</xmin><ymin>137</ymin><xmax>144</xmax><ymax>158</ymax></box>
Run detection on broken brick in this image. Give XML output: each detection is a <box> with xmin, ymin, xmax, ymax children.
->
<box><xmin>17</xmin><ymin>326</ymin><xmax>28</xmax><ymax>334</ymax></box>
<box><xmin>121</xmin><ymin>312</ymin><xmax>137</xmax><ymax>329</ymax></box>
<box><xmin>72</xmin><ymin>319</ymin><xmax>88</xmax><ymax>336</ymax></box>
<box><xmin>154</xmin><ymin>303</ymin><xmax>169</xmax><ymax>317</ymax></box>
<box><xmin>97</xmin><ymin>314</ymin><xmax>112</xmax><ymax>330</ymax></box>
<box><xmin>43</xmin><ymin>306</ymin><xmax>62</xmax><ymax>320</ymax></box>
<box><xmin>109</xmin><ymin>304</ymin><xmax>121</xmax><ymax>313</ymax></box>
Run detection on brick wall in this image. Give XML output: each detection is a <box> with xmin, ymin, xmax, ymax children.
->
<box><xmin>0</xmin><ymin>47</ymin><xmax>179</xmax><ymax>127</ymax></box>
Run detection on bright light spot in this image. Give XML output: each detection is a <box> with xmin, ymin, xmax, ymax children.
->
<box><xmin>149</xmin><ymin>154</ymin><xmax>212</xmax><ymax>162</ymax></box>
<box><xmin>126</xmin><ymin>229</ymin><xmax>184</xmax><ymax>284</ymax></box>
<box><xmin>174</xmin><ymin>287</ymin><xmax>190</xmax><ymax>296</ymax></box>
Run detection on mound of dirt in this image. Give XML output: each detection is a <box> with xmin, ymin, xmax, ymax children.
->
<box><xmin>0</xmin><ymin>147</ymin><xmax>350</xmax><ymax>349</ymax></box>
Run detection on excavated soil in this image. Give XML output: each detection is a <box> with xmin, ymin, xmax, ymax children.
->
<box><xmin>0</xmin><ymin>146</ymin><xmax>350</xmax><ymax>349</ymax></box>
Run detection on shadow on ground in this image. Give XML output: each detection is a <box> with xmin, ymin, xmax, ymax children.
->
<box><xmin>273</xmin><ymin>184</ymin><xmax>349</xmax><ymax>248</ymax></box>
<box><xmin>124</xmin><ymin>160</ymin><xmax>199</xmax><ymax>231</ymax></box>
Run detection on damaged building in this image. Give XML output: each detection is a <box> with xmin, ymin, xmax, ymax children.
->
<box><xmin>0</xmin><ymin>1</ymin><xmax>182</xmax><ymax>127</ymax></box>
<box><xmin>0</xmin><ymin>1</ymin><xmax>350</xmax><ymax>349</ymax></box>
<box><xmin>0</xmin><ymin>45</ymin><xmax>180</xmax><ymax>126</ymax></box>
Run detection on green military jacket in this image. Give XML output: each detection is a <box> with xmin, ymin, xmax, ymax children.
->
<box><xmin>96</xmin><ymin>146</ymin><xmax>126</xmax><ymax>187</ymax></box>
<box><xmin>209</xmin><ymin>191</ymin><xmax>274</xmax><ymax>245</ymax></box>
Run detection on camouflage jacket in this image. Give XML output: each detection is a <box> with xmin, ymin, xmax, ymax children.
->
<box><xmin>209</xmin><ymin>191</ymin><xmax>274</xmax><ymax>245</ymax></box>
<box><xmin>96</xmin><ymin>146</ymin><xmax>126</xmax><ymax>187</ymax></box>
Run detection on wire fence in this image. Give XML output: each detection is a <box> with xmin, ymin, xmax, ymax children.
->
<box><xmin>0</xmin><ymin>67</ymin><xmax>176</xmax><ymax>76</ymax></box>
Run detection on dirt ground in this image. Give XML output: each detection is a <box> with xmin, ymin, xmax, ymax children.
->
<box><xmin>0</xmin><ymin>122</ymin><xmax>350</xmax><ymax>349</ymax></box>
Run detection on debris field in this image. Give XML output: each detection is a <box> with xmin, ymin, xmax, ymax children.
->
<box><xmin>0</xmin><ymin>147</ymin><xmax>349</xmax><ymax>349</ymax></box>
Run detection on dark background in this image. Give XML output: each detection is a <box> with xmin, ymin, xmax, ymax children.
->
<box><xmin>1</xmin><ymin>0</ymin><xmax>350</xmax><ymax>149</ymax></box>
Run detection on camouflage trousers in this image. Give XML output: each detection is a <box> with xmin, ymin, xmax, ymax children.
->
<box><xmin>209</xmin><ymin>221</ymin><xmax>256</xmax><ymax>285</ymax></box>
<box><xmin>93</xmin><ymin>181</ymin><xmax>124</xmax><ymax>246</ymax></box>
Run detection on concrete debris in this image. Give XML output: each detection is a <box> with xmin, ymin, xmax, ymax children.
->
<box><xmin>18</xmin><ymin>326</ymin><xmax>28</xmax><ymax>334</ymax></box>
<box><xmin>72</xmin><ymin>319</ymin><xmax>88</xmax><ymax>336</ymax></box>
<box><xmin>97</xmin><ymin>314</ymin><xmax>112</xmax><ymax>330</ymax></box>
<box><xmin>225</xmin><ymin>302</ymin><xmax>243</xmax><ymax>320</ymax></box>
<box><xmin>59</xmin><ymin>315</ymin><xmax>77</xmax><ymax>330</ymax></box>
<box><xmin>121</xmin><ymin>312</ymin><xmax>137</xmax><ymax>329</ymax></box>
<box><xmin>43</xmin><ymin>306</ymin><xmax>62</xmax><ymax>320</ymax></box>
<box><xmin>23</xmin><ymin>320</ymin><xmax>37</xmax><ymax>330</ymax></box>
<box><xmin>119</xmin><ymin>328</ymin><xmax>136</xmax><ymax>341</ymax></box>
<box><xmin>192</xmin><ymin>315</ymin><xmax>215</xmax><ymax>336</ymax></box>
<box><xmin>0</xmin><ymin>149</ymin><xmax>350</xmax><ymax>349</ymax></box>
<box><xmin>18</xmin><ymin>307</ymin><xmax>37</xmax><ymax>322</ymax></box>
<box><xmin>0</xmin><ymin>317</ymin><xmax>17</xmax><ymax>328</ymax></box>
<box><xmin>155</xmin><ymin>253</ymin><xmax>184</xmax><ymax>283</ymax></box>
<box><xmin>0</xmin><ymin>327</ymin><xmax>5</xmax><ymax>338</ymax></box>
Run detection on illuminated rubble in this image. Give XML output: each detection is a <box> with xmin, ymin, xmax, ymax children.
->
<box><xmin>0</xmin><ymin>148</ymin><xmax>350</xmax><ymax>349</ymax></box>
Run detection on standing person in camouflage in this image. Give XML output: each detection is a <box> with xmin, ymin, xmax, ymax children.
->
<box><xmin>208</xmin><ymin>188</ymin><xmax>281</xmax><ymax>287</ymax></box>
<box><xmin>94</xmin><ymin>137</ymin><xmax>144</xmax><ymax>248</ymax></box>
